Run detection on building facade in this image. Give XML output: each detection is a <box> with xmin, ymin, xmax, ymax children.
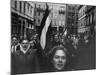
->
<box><xmin>78</xmin><ymin>5</ymin><xmax>87</xmax><ymax>33</ymax></box>
<box><xmin>34</xmin><ymin>2</ymin><xmax>46</xmax><ymax>26</ymax></box>
<box><xmin>11</xmin><ymin>0</ymin><xmax>34</xmax><ymax>39</ymax></box>
<box><xmin>48</xmin><ymin>3</ymin><xmax>66</xmax><ymax>33</ymax></box>
<box><xmin>85</xmin><ymin>5</ymin><xmax>96</xmax><ymax>36</ymax></box>
<box><xmin>33</xmin><ymin>2</ymin><xmax>66</xmax><ymax>35</ymax></box>
<box><xmin>78</xmin><ymin>5</ymin><xmax>96</xmax><ymax>37</ymax></box>
<box><xmin>66</xmin><ymin>4</ymin><xmax>78</xmax><ymax>35</ymax></box>
<box><xmin>34</xmin><ymin>3</ymin><xmax>66</xmax><ymax>26</ymax></box>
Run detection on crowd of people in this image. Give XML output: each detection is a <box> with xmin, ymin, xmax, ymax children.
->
<box><xmin>11</xmin><ymin>24</ymin><xmax>95</xmax><ymax>74</ymax></box>
<box><xmin>11</xmin><ymin>33</ymin><xmax>75</xmax><ymax>74</ymax></box>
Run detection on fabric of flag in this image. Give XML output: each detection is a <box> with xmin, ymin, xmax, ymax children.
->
<box><xmin>40</xmin><ymin>15</ymin><xmax>51</xmax><ymax>50</ymax></box>
<box><xmin>39</xmin><ymin>4</ymin><xmax>51</xmax><ymax>50</ymax></box>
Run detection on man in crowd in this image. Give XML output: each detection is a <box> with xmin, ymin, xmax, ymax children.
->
<box><xmin>11</xmin><ymin>36</ymin><xmax>19</xmax><ymax>53</ymax></box>
<box><xmin>12</xmin><ymin>38</ymin><xmax>40</xmax><ymax>74</ymax></box>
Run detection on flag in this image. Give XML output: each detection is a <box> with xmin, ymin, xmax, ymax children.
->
<box><xmin>40</xmin><ymin>4</ymin><xmax>51</xmax><ymax>50</ymax></box>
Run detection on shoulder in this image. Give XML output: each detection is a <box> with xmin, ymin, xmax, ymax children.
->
<box><xmin>16</xmin><ymin>45</ymin><xmax>20</xmax><ymax>51</ymax></box>
<box><xmin>15</xmin><ymin>45</ymin><xmax>22</xmax><ymax>55</ymax></box>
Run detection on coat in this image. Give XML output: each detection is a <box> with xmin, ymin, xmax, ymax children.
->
<box><xmin>11</xmin><ymin>45</ymin><xmax>40</xmax><ymax>74</ymax></box>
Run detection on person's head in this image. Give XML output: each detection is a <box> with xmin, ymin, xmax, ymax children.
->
<box><xmin>48</xmin><ymin>45</ymin><xmax>69</xmax><ymax>71</ymax></box>
<box><xmin>12</xmin><ymin>37</ymin><xmax>18</xmax><ymax>46</ymax></box>
<box><xmin>21</xmin><ymin>39</ymin><xmax>30</xmax><ymax>51</ymax></box>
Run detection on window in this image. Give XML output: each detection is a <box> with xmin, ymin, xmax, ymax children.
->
<box><xmin>68</xmin><ymin>6</ymin><xmax>71</xmax><ymax>10</ymax></box>
<box><xmin>38</xmin><ymin>19</ymin><xmax>40</xmax><ymax>24</ymax></box>
<box><xmin>52</xmin><ymin>20</ymin><xmax>55</xmax><ymax>26</ymax></box>
<box><xmin>72</xmin><ymin>6</ymin><xmax>74</xmax><ymax>10</ymax></box>
<box><xmin>87</xmin><ymin>16</ymin><xmax>89</xmax><ymax>25</ymax></box>
<box><xmin>15</xmin><ymin>0</ymin><xmax>17</xmax><ymax>9</ymax></box>
<box><xmin>20</xmin><ymin>1</ymin><xmax>22</xmax><ymax>12</ymax></box>
<box><xmin>39</xmin><ymin>5</ymin><xmax>40</xmax><ymax>8</ymax></box>
<box><xmin>24</xmin><ymin>2</ymin><xmax>26</xmax><ymax>13</ymax></box>
<box><xmin>30</xmin><ymin>6</ymin><xmax>31</xmax><ymax>15</ymax></box>
<box><xmin>11</xmin><ymin>0</ymin><xmax>15</xmax><ymax>8</ymax></box>
<box><xmin>18</xmin><ymin>19</ymin><xmax>21</xmax><ymax>24</ymax></box>
<box><xmin>81</xmin><ymin>24</ymin><xmax>83</xmax><ymax>27</ymax></box>
<box><xmin>38</xmin><ymin>12</ymin><xmax>40</xmax><ymax>16</ymax></box>
<box><xmin>27</xmin><ymin>3</ymin><xmax>30</xmax><ymax>12</ymax></box>
<box><xmin>90</xmin><ymin>14</ymin><xmax>92</xmax><ymax>24</ymax></box>
<box><xmin>41</xmin><ymin>13</ymin><xmax>43</xmax><ymax>17</ymax></box>
<box><xmin>23</xmin><ymin>20</ymin><xmax>25</xmax><ymax>25</ymax></box>
<box><xmin>62</xmin><ymin>21</ymin><xmax>65</xmax><ymax>26</ymax></box>
<box><xmin>92</xmin><ymin>12</ymin><xmax>94</xmax><ymax>24</ymax></box>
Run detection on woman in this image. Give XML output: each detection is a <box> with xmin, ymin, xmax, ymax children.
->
<box><xmin>45</xmin><ymin>45</ymin><xmax>72</xmax><ymax>72</ymax></box>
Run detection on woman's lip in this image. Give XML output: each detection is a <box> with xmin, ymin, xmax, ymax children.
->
<box><xmin>57</xmin><ymin>64</ymin><xmax>63</xmax><ymax>67</ymax></box>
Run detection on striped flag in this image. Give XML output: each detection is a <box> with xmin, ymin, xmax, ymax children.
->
<box><xmin>40</xmin><ymin>4</ymin><xmax>51</xmax><ymax>50</ymax></box>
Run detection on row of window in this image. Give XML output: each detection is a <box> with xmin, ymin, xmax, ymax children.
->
<box><xmin>11</xmin><ymin>0</ymin><xmax>34</xmax><ymax>18</ymax></box>
<box><xmin>34</xmin><ymin>8</ymin><xmax>66</xmax><ymax>26</ymax></box>
<box><xmin>86</xmin><ymin>12</ymin><xmax>95</xmax><ymax>25</ymax></box>
<box><xmin>35</xmin><ymin>11</ymin><xmax>44</xmax><ymax>17</ymax></box>
<box><xmin>36</xmin><ymin>3</ymin><xmax>46</xmax><ymax>10</ymax></box>
<box><xmin>52</xmin><ymin>20</ymin><xmax>65</xmax><ymax>26</ymax></box>
<box><xmin>35</xmin><ymin>18</ymin><xmax>65</xmax><ymax>26</ymax></box>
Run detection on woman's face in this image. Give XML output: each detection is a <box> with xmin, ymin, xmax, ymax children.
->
<box><xmin>52</xmin><ymin>49</ymin><xmax>67</xmax><ymax>70</ymax></box>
